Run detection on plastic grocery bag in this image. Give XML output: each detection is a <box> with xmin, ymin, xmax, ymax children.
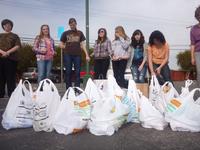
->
<box><xmin>53</xmin><ymin>87</ymin><xmax>91</xmax><ymax>135</ymax></box>
<box><xmin>179</xmin><ymin>80</ymin><xmax>193</xmax><ymax>98</ymax></box>
<box><xmin>88</xmin><ymin>75</ymin><xmax>129</xmax><ymax>136</ymax></box>
<box><xmin>2</xmin><ymin>80</ymin><xmax>34</xmax><ymax>130</ymax></box>
<box><xmin>32</xmin><ymin>79</ymin><xmax>60</xmax><ymax>132</ymax></box>
<box><xmin>165</xmin><ymin>88</ymin><xmax>200</xmax><ymax>132</ymax></box>
<box><xmin>122</xmin><ymin>80</ymin><xmax>140</xmax><ymax>123</ymax></box>
<box><xmin>149</xmin><ymin>75</ymin><xmax>166</xmax><ymax>114</ymax></box>
<box><xmin>139</xmin><ymin>91</ymin><xmax>168</xmax><ymax>130</ymax></box>
<box><xmin>161</xmin><ymin>82</ymin><xmax>179</xmax><ymax>107</ymax></box>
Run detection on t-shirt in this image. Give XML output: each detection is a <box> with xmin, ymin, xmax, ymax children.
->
<box><xmin>190</xmin><ymin>24</ymin><xmax>200</xmax><ymax>52</ymax></box>
<box><xmin>60</xmin><ymin>30</ymin><xmax>86</xmax><ymax>55</ymax></box>
<box><xmin>0</xmin><ymin>32</ymin><xmax>21</xmax><ymax>61</ymax></box>
<box><xmin>148</xmin><ymin>43</ymin><xmax>169</xmax><ymax>65</ymax></box>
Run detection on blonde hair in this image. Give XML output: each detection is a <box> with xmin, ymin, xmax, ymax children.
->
<box><xmin>115</xmin><ymin>26</ymin><xmax>128</xmax><ymax>40</ymax></box>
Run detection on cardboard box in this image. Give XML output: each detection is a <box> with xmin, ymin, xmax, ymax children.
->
<box><xmin>136</xmin><ymin>83</ymin><xmax>149</xmax><ymax>98</ymax></box>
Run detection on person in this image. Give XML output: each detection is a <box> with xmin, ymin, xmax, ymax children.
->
<box><xmin>92</xmin><ymin>28</ymin><xmax>112</xmax><ymax>79</ymax></box>
<box><xmin>148</xmin><ymin>30</ymin><xmax>172</xmax><ymax>85</ymax></box>
<box><xmin>0</xmin><ymin>19</ymin><xmax>21</xmax><ymax>98</ymax></box>
<box><xmin>33</xmin><ymin>24</ymin><xmax>56</xmax><ymax>83</ymax></box>
<box><xmin>190</xmin><ymin>5</ymin><xmax>200</xmax><ymax>87</ymax></box>
<box><xmin>59</xmin><ymin>18</ymin><xmax>90</xmax><ymax>89</ymax></box>
<box><xmin>130</xmin><ymin>29</ymin><xmax>147</xmax><ymax>83</ymax></box>
<box><xmin>111</xmin><ymin>26</ymin><xmax>131</xmax><ymax>88</ymax></box>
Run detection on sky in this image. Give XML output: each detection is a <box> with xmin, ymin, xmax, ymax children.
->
<box><xmin>0</xmin><ymin>0</ymin><xmax>199</xmax><ymax>69</ymax></box>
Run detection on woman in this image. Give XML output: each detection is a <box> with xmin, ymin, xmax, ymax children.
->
<box><xmin>33</xmin><ymin>24</ymin><xmax>55</xmax><ymax>83</ymax></box>
<box><xmin>130</xmin><ymin>29</ymin><xmax>147</xmax><ymax>83</ymax></box>
<box><xmin>93</xmin><ymin>28</ymin><xmax>112</xmax><ymax>79</ymax></box>
<box><xmin>148</xmin><ymin>30</ymin><xmax>172</xmax><ymax>85</ymax></box>
<box><xmin>0</xmin><ymin>19</ymin><xmax>21</xmax><ymax>98</ymax></box>
<box><xmin>111</xmin><ymin>26</ymin><xmax>131</xmax><ymax>88</ymax></box>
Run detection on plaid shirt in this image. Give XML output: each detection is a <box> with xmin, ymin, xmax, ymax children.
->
<box><xmin>33</xmin><ymin>36</ymin><xmax>55</xmax><ymax>60</ymax></box>
<box><xmin>93</xmin><ymin>39</ymin><xmax>112</xmax><ymax>59</ymax></box>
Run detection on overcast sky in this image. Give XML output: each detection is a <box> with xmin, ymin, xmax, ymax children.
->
<box><xmin>0</xmin><ymin>0</ymin><xmax>199</xmax><ymax>48</ymax></box>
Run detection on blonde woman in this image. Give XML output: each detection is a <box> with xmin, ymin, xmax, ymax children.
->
<box><xmin>33</xmin><ymin>24</ymin><xmax>55</xmax><ymax>82</ymax></box>
<box><xmin>111</xmin><ymin>26</ymin><xmax>131</xmax><ymax>88</ymax></box>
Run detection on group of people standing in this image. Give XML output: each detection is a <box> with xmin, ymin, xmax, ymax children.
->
<box><xmin>0</xmin><ymin>5</ymin><xmax>200</xmax><ymax>98</ymax></box>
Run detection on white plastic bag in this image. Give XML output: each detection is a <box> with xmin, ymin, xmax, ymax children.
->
<box><xmin>165</xmin><ymin>88</ymin><xmax>200</xmax><ymax>132</ymax></box>
<box><xmin>122</xmin><ymin>80</ymin><xmax>140</xmax><ymax>123</ymax></box>
<box><xmin>2</xmin><ymin>80</ymin><xmax>34</xmax><ymax>130</ymax></box>
<box><xmin>88</xmin><ymin>75</ymin><xmax>129</xmax><ymax>136</ymax></box>
<box><xmin>139</xmin><ymin>91</ymin><xmax>168</xmax><ymax>130</ymax></box>
<box><xmin>53</xmin><ymin>87</ymin><xmax>91</xmax><ymax>135</ymax></box>
<box><xmin>149</xmin><ymin>75</ymin><xmax>166</xmax><ymax>114</ymax></box>
<box><xmin>179</xmin><ymin>80</ymin><xmax>193</xmax><ymax>98</ymax></box>
<box><xmin>32</xmin><ymin>79</ymin><xmax>60</xmax><ymax>132</ymax></box>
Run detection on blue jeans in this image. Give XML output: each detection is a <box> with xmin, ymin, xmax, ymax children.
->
<box><xmin>63</xmin><ymin>54</ymin><xmax>81</xmax><ymax>89</ymax></box>
<box><xmin>131</xmin><ymin>63</ymin><xmax>147</xmax><ymax>83</ymax></box>
<box><xmin>37</xmin><ymin>60</ymin><xmax>52</xmax><ymax>83</ymax></box>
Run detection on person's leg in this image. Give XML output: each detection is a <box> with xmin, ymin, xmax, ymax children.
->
<box><xmin>73</xmin><ymin>55</ymin><xmax>81</xmax><ymax>87</ymax></box>
<box><xmin>139</xmin><ymin>63</ymin><xmax>147</xmax><ymax>83</ymax></box>
<box><xmin>46</xmin><ymin>60</ymin><xmax>53</xmax><ymax>79</ymax></box>
<box><xmin>153</xmin><ymin>63</ymin><xmax>165</xmax><ymax>85</ymax></box>
<box><xmin>37</xmin><ymin>60</ymin><xmax>46</xmax><ymax>83</ymax></box>
<box><xmin>101</xmin><ymin>58</ymin><xmax>110</xmax><ymax>79</ymax></box>
<box><xmin>195</xmin><ymin>52</ymin><xmax>200</xmax><ymax>87</ymax></box>
<box><xmin>160</xmin><ymin>64</ymin><xmax>173</xmax><ymax>85</ymax></box>
<box><xmin>63</xmin><ymin>54</ymin><xmax>72</xmax><ymax>89</ymax></box>
<box><xmin>0</xmin><ymin>59</ymin><xmax>6</xmax><ymax>98</ymax></box>
<box><xmin>118</xmin><ymin>59</ymin><xmax>128</xmax><ymax>88</ymax></box>
<box><xmin>5</xmin><ymin>59</ymin><xmax>17</xmax><ymax>97</ymax></box>
<box><xmin>131</xmin><ymin>64</ymin><xmax>139</xmax><ymax>83</ymax></box>
<box><xmin>112</xmin><ymin>60</ymin><xmax>120</xmax><ymax>83</ymax></box>
<box><xmin>94</xmin><ymin>59</ymin><xmax>101</xmax><ymax>79</ymax></box>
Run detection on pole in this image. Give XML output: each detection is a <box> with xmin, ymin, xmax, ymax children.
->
<box><xmin>60</xmin><ymin>48</ymin><xmax>64</xmax><ymax>87</ymax></box>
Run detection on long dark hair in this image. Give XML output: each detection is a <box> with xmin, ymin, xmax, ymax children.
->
<box><xmin>131</xmin><ymin>29</ymin><xmax>145</xmax><ymax>49</ymax></box>
<box><xmin>195</xmin><ymin>5</ymin><xmax>200</xmax><ymax>21</ymax></box>
<box><xmin>96</xmin><ymin>28</ymin><xmax>108</xmax><ymax>44</ymax></box>
<box><xmin>149</xmin><ymin>30</ymin><xmax>166</xmax><ymax>47</ymax></box>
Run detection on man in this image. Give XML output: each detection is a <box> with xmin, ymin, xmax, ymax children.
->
<box><xmin>60</xmin><ymin>18</ymin><xmax>90</xmax><ymax>89</ymax></box>
<box><xmin>191</xmin><ymin>6</ymin><xmax>200</xmax><ymax>87</ymax></box>
<box><xmin>0</xmin><ymin>19</ymin><xmax>21</xmax><ymax>98</ymax></box>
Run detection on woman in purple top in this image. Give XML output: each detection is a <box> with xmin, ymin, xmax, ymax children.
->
<box><xmin>92</xmin><ymin>28</ymin><xmax>112</xmax><ymax>79</ymax></box>
<box><xmin>191</xmin><ymin>5</ymin><xmax>200</xmax><ymax>87</ymax></box>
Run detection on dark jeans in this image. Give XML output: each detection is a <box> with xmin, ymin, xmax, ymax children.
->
<box><xmin>63</xmin><ymin>54</ymin><xmax>81</xmax><ymax>89</ymax></box>
<box><xmin>94</xmin><ymin>58</ymin><xmax>110</xmax><ymax>79</ymax></box>
<box><xmin>0</xmin><ymin>58</ymin><xmax>17</xmax><ymax>97</ymax></box>
<box><xmin>112</xmin><ymin>59</ymin><xmax>128</xmax><ymax>88</ymax></box>
<box><xmin>153</xmin><ymin>63</ymin><xmax>173</xmax><ymax>85</ymax></box>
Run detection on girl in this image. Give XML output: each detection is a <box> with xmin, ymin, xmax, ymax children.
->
<box><xmin>93</xmin><ymin>28</ymin><xmax>112</xmax><ymax>79</ymax></box>
<box><xmin>33</xmin><ymin>24</ymin><xmax>55</xmax><ymax>83</ymax></box>
<box><xmin>148</xmin><ymin>30</ymin><xmax>172</xmax><ymax>85</ymax></box>
<box><xmin>111</xmin><ymin>26</ymin><xmax>130</xmax><ymax>88</ymax></box>
<box><xmin>130</xmin><ymin>30</ymin><xmax>147</xmax><ymax>83</ymax></box>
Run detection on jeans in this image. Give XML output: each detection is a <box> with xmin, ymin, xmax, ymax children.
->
<box><xmin>112</xmin><ymin>59</ymin><xmax>128</xmax><ymax>88</ymax></box>
<box><xmin>131</xmin><ymin>63</ymin><xmax>147</xmax><ymax>83</ymax></box>
<box><xmin>195</xmin><ymin>52</ymin><xmax>200</xmax><ymax>87</ymax></box>
<box><xmin>153</xmin><ymin>63</ymin><xmax>172</xmax><ymax>85</ymax></box>
<box><xmin>63</xmin><ymin>54</ymin><xmax>81</xmax><ymax>89</ymax></box>
<box><xmin>94</xmin><ymin>58</ymin><xmax>110</xmax><ymax>79</ymax></box>
<box><xmin>37</xmin><ymin>60</ymin><xmax>52</xmax><ymax>83</ymax></box>
<box><xmin>0</xmin><ymin>58</ymin><xmax>17</xmax><ymax>97</ymax></box>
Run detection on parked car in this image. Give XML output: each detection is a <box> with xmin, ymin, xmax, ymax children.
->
<box><xmin>22</xmin><ymin>67</ymin><xmax>61</xmax><ymax>83</ymax></box>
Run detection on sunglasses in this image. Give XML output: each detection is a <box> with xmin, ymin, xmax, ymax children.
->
<box><xmin>99</xmin><ymin>30</ymin><xmax>105</xmax><ymax>33</ymax></box>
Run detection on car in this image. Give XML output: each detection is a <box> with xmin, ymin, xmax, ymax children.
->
<box><xmin>22</xmin><ymin>67</ymin><xmax>61</xmax><ymax>83</ymax></box>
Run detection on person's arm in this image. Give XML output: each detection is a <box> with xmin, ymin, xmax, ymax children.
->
<box><xmin>59</xmin><ymin>41</ymin><xmax>65</xmax><ymax>49</ymax></box>
<box><xmin>119</xmin><ymin>37</ymin><xmax>130</xmax><ymax>50</ymax></box>
<box><xmin>80</xmin><ymin>41</ymin><xmax>90</xmax><ymax>61</ymax></box>
<box><xmin>191</xmin><ymin>45</ymin><xmax>195</xmax><ymax>65</ymax></box>
<box><xmin>139</xmin><ymin>44</ymin><xmax>148</xmax><ymax>71</ymax></box>
<box><xmin>147</xmin><ymin>46</ymin><xmax>155</xmax><ymax>75</ymax></box>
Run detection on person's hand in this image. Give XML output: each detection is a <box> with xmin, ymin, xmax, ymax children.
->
<box><xmin>138</xmin><ymin>64</ymin><xmax>143</xmax><ymax>72</ymax></box>
<box><xmin>115</xmin><ymin>32</ymin><xmax>120</xmax><ymax>38</ymax></box>
<box><xmin>191</xmin><ymin>57</ymin><xmax>196</xmax><ymax>65</ymax></box>
<box><xmin>155</xmin><ymin>67</ymin><xmax>161</xmax><ymax>75</ymax></box>
<box><xmin>40</xmin><ymin>47</ymin><xmax>47</xmax><ymax>54</ymax></box>
<box><xmin>86</xmin><ymin>55</ymin><xmax>90</xmax><ymax>62</ymax></box>
<box><xmin>112</xmin><ymin>56</ymin><xmax>120</xmax><ymax>61</ymax></box>
<box><xmin>1</xmin><ymin>51</ymin><xmax>9</xmax><ymax>57</ymax></box>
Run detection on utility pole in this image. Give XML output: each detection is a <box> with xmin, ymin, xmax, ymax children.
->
<box><xmin>83</xmin><ymin>0</ymin><xmax>91</xmax><ymax>86</ymax></box>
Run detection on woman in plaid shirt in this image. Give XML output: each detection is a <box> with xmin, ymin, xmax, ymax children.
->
<box><xmin>92</xmin><ymin>28</ymin><xmax>112</xmax><ymax>79</ymax></box>
<box><xmin>33</xmin><ymin>24</ymin><xmax>55</xmax><ymax>83</ymax></box>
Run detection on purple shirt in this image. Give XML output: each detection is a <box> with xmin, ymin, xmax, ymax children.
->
<box><xmin>190</xmin><ymin>24</ymin><xmax>200</xmax><ymax>52</ymax></box>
